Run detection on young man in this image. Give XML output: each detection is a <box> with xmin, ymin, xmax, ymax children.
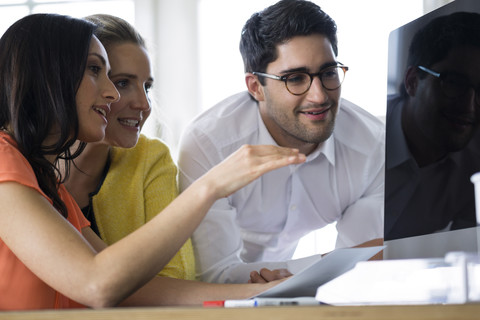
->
<box><xmin>385</xmin><ymin>12</ymin><xmax>480</xmax><ymax>241</ymax></box>
<box><xmin>178</xmin><ymin>0</ymin><xmax>384</xmax><ymax>283</ymax></box>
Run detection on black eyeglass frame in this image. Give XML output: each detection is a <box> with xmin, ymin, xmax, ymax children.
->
<box><xmin>252</xmin><ymin>64</ymin><xmax>349</xmax><ymax>96</ymax></box>
<box><xmin>418</xmin><ymin>65</ymin><xmax>480</xmax><ymax>105</ymax></box>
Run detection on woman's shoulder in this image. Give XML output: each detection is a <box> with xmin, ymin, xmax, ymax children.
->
<box><xmin>0</xmin><ymin>131</ymin><xmax>17</xmax><ymax>150</ymax></box>
<box><xmin>0</xmin><ymin>132</ymin><xmax>45</xmax><ymax>198</ymax></box>
<box><xmin>0</xmin><ymin>132</ymin><xmax>36</xmax><ymax>179</ymax></box>
<box><xmin>111</xmin><ymin>134</ymin><xmax>175</xmax><ymax>168</ymax></box>
<box><xmin>136</xmin><ymin>134</ymin><xmax>170</xmax><ymax>152</ymax></box>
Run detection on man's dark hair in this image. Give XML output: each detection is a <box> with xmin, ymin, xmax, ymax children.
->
<box><xmin>239</xmin><ymin>0</ymin><xmax>338</xmax><ymax>83</ymax></box>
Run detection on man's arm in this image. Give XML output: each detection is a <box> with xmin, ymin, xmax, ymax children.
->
<box><xmin>178</xmin><ymin>128</ymin><xmax>292</xmax><ymax>283</ymax></box>
<box><xmin>335</xmin><ymin>138</ymin><xmax>385</xmax><ymax>252</ymax></box>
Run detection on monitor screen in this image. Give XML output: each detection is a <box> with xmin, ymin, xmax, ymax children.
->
<box><xmin>384</xmin><ymin>0</ymin><xmax>480</xmax><ymax>258</ymax></box>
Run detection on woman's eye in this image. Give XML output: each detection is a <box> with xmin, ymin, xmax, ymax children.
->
<box><xmin>115</xmin><ymin>79</ymin><xmax>129</xmax><ymax>89</ymax></box>
<box><xmin>89</xmin><ymin>65</ymin><xmax>101</xmax><ymax>74</ymax></box>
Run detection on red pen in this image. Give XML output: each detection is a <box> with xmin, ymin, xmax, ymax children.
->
<box><xmin>203</xmin><ymin>300</ymin><xmax>225</xmax><ymax>307</ymax></box>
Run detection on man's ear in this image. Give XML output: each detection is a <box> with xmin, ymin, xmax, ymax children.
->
<box><xmin>404</xmin><ymin>66</ymin><xmax>419</xmax><ymax>97</ymax></box>
<box><xmin>245</xmin><ymin>73</ymin><xmax>265</xmax><ymax>101</ymax></box>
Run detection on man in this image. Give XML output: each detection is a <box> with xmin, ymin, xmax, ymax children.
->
<box><xmin>178</xmin><ymin>0</ymin><xmax>384</xmax><ymax>283</ymax></box>
<box><xmin>385</xmin><ymin>11</ymin><xmax>480</xmax><ymax>241</ymax></box>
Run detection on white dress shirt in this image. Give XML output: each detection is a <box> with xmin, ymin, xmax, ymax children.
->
<box><xmin>178</xmin><ymin>91</ymin><xmax>385</xmax><ymax>283</ymax></box>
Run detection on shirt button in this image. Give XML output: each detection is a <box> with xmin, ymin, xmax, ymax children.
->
<box><xmin>290</xmin><ymin>205</ymin><xmax>297</xmax><ymax>211</ymax></box>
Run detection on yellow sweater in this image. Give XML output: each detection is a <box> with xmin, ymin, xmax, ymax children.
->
<box><xmin>91</xmin><ymin>134</ymin><xmax>195</xmax><ymax>280</ymax></box>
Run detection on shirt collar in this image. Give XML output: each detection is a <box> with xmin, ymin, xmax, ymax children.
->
<box><xmin>256</xmin><ymin>109</ymin><xmax>278</xmax><ymax>146</ymax></box>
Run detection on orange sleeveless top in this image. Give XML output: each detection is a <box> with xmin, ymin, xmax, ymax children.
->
<box><xmin>0</xmin><ymin>132</ymin><xmax>89</xmax><ymax>310</ymax></box>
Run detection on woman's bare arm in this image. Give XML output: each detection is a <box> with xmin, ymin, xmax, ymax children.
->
<box><xmin>0</xmin><ymin>145</ymin><xmax>304</xmax><ymax>308</ymax></box>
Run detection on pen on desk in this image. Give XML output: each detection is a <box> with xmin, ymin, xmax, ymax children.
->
<box><xmin>203</xmin><ymin>300</ymin><xmax>225</xmax><ymax>307</ymax></box>
<box><xmin>217</xmin><ymin>297</ymin><xmax>321</xmax><ymax>308</ymax></box>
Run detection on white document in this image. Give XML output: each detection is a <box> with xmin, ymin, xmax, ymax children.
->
<box><xmin>255</xmin><ymin>246</ymin><xmax>384</xmax><ymax>298</ymax></box>
<box><xmin>315</xmin><ymin>252</ymin><xmax>480</xmax><ymax>305</ymax></box>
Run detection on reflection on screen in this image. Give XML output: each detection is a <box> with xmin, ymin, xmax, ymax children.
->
<box><xmin>385</xmin><ymin>0</ymin><xmax>480</xmax><ymax>242</ymax></box>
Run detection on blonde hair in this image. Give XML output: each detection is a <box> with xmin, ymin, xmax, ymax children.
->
<box><xmin>84</xmin><ymin>14</ymin><xmax>145</xmax><ymax>51</ymax></box>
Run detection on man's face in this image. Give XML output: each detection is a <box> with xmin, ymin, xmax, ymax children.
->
<box><xmin>410</xmin><ymin>46</ymin><xmax>480</xmax><ymax>152</ymax></box>
<box><xmin>257</xmin><ymin>34</ymin><xmax>342</xmax><ymax>155</ymax></box>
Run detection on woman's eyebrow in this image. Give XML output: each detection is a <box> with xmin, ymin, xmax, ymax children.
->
<box><xmin>109</xmin><ymin>72</ymin><xmax>137</xmax><ymax>79</ymax></box>
<box><xmin>109</xmin><ymin>73</ymin><xmax>155</xmax><ymax>83</ymax></box>
<box><xmin>89</xmin><ymin>52</ymin><xmax>107</xmax><ymax>66</ymax></box>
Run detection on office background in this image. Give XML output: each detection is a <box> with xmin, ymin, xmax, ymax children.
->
<box><xmin>0</xmin><ymin>0</ymin><xmax>453</xmax><ymax>257</ymax></box>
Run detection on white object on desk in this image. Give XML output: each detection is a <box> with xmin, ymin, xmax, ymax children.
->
<box><xmin>224</xmin><ymin>297</ymin><xmax>321</xmax><ymax>308</ymax></box>
<box><xmin>470</xmin><ymin>172</ymin><xmax>480</xmax><ymax>256</ymax></box>
<box><xmin>255</xmin><ymin>246</ymin><xmax>384</xmax><ymax>298</ymax></box>
<box><xmin>315</xmin><ymin>252</ymin><xmax>480</xmax><ymax>306</ymax></box>
<box><xmin>470</xmin><ymin>172</ymin><xmax>480</xmax><ymax>224</ymax></box>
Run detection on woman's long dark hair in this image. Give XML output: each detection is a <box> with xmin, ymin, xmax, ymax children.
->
<box><xmin>0</xmin><ymin>14</ymin><xmax>96</xmax><ymax>217</ymax></box>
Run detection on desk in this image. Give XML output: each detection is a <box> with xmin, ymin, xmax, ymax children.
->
<box><xmin>1</xmin><ymin>304</ymin><xmax>479</xmax><ymax>320</ymax></box>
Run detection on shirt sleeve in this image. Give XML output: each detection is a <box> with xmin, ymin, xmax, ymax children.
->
<box><xmin>335</xmin><ymin>134</ymin><xmax>385</xmax><ymax>248</ymax></box>
<box><xmin>178</xmin><ymin>127</ymin><xmax>290</xmax><ymax>283</ymax></box>
<box><xmin>143</xmin><ymin>139</ymin><xmax>196</xmax><ymax>280</ymax></box>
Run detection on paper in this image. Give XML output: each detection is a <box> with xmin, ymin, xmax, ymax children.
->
<box><xmin>255</xmin><ymin>246</ymin><xmax>384</xmax><ymax>298</ymax></box>
<box><xmin>315</xmin><ymin>252</ymin><xmax>480</xmax><ymax>305</ymax></box>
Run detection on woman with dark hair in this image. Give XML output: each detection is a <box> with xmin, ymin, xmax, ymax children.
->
<box><xmin>0</xmin><ymin>14</ymin><xmax>305</xmax><ymax>310</ymax></box>
<box><xmin>0</xmin><ymin>13</ymin><xmax>100</xmax><ymax>218</ymax></box>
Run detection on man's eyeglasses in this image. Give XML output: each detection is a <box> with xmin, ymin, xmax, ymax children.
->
<box><xmin>252</xmin><ymin>64</ymin><xmax>348</xmax><ymax>96</ymax></box>
<box><xmin>418</xmin><ymin>65</ymin><xmax>480</xmax><ymax>105</ymax></box>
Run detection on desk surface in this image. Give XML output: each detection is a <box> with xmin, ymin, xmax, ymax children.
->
<box><xmin>2</xmin><ymin>304</ymin><xmax>480</xmax><ymax>320</ymax></box>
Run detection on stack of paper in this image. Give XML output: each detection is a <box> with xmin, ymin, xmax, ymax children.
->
<box><xmin>315</xmin><ymin>252</ymin><xmax>480</xmax><ymax>305</ymax></box>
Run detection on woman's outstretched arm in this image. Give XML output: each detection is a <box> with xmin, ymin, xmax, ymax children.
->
<box><xmin>0</xmin><ymin>144</ymin><xmax>304</xmax><ymax>308</ymax></box>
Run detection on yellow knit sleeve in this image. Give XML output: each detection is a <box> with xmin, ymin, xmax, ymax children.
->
<box><xmin>157</xmin><ymin>238</ymin><xmax>195</xmax><ymax>280</ymax></box>
<box><xmin>142</xmin><ymin>136</ymin><xmax>196</xmax><ymax>280</ymax></box>
<box><xmin>95</xmin><ymin>135</ymin><xmax>196</xmax><ymax>280</ymax></box>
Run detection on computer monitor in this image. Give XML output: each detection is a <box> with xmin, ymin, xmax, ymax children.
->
<box><xmin>384</xmin><ymin>0</ymin><xmax>480</xmax><ymax>259</ymax></box>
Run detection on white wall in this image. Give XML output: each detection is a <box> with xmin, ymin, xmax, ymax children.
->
<box><xmin>134</xmin><ymin>0</ymin><xmax>200</xmax><ymax>155</ymax></box>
